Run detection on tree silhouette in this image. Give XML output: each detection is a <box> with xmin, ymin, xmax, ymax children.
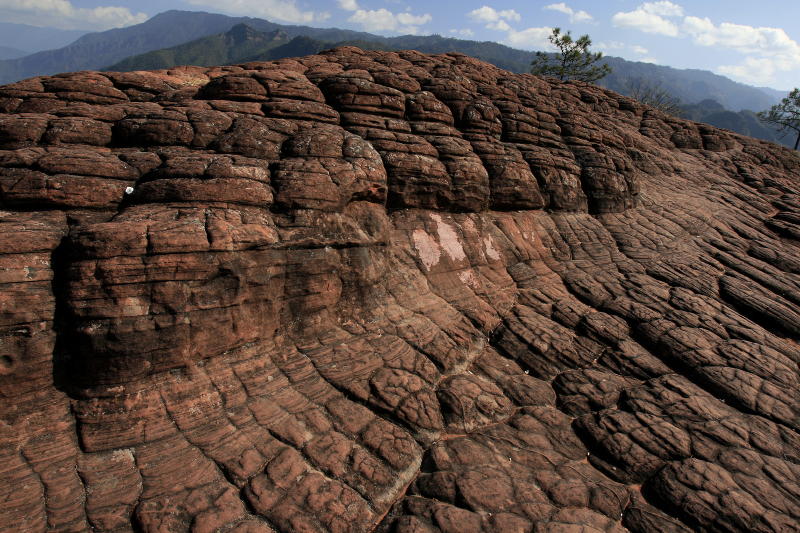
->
<box><xmin>530</xmin><ymin>27</ymin><xmax>611</xmax><ymax>82</ymax></box>
<box><xmin>626</xmin><ymin>78</ymin><xmax>682</xmax><ymax>115</ymax></box>
<box><xmin>757</xmin><ymin>88</ymin><xmax>800</xmax><ymax>150</ymax></box>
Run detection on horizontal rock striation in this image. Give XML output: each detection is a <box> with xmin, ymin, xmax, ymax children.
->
<box><xmin>0</xmin><ymin>48</ymin><xmax>798</xmax><ymax>532</ymax></box>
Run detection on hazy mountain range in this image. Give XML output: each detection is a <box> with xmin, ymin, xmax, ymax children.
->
<box><xmin>0</xmin><ymin>22</ymin><xmax>87</xmax><ymax>56</ymax></box>
<box><xmin>0</xmin><ymin>46</ymin><xmax>28</xmax><ymax>60</ymax></box>
<box><xmin>0</xmin><ymin>11</ymin><xmax>380</xmax><ymax>85</ymax></box>
<box><xmin>0</xmin><ymin>10</ymin><xmax>792</xmax><ymax>146</ymax></box>
<box><xmin>108</xmin><ymin>24</ymin><xmax>292</xmax><ymax>72</ymax></box>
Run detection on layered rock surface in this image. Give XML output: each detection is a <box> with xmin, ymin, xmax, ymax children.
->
<box><xmin>0</xmin><ymin>48</ymin><xmax>798</xmax><ymax>532</ymax></box>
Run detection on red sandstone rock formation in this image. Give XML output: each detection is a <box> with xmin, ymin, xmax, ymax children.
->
<box><xmin>0</xmin><ymin>48</ymin><xmax>798</xmax><ymax>533</ymax></box>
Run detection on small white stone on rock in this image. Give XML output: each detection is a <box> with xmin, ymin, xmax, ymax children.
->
<box><xmin>124</xmin><ymin>186</ymin><xmax>134</xmax><ymax>194</ymax></box>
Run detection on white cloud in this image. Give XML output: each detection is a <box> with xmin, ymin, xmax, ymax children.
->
<box><xmin>469</xmin><ymin>4</ymin><xmax>526</xmax><ymax>38</ymax></box>
<box><xmin>506</xmin><ymin>27</ymin><xmax>555</xmax><ymax>50</ymax></box>
<box><xmin>338</xmin><ymin>0</ymin><xmax>359</xmax><ymax>10</ymax></box>
<box><xmin>640</xmin><ymin>1</ymin><xmax>683</xmax><ymax>17</ymax></box>
<box><xmin>186</xmin><ymin>0</ymin><xmax>328</xmax><ymax>24</ymax></box>
<box><xmin>488</xmin><ymin>19</ymin><xmax>512</xmax><ymax>32</ymax></box>
<box><xmin>597</xmin><ymin>41</ymin><xmax>625</xmax><ymax>50</ymax></box>
<box><xmin>466</xmin><ymin>5</ymin><xmax>551</xmax><ymax>50</ymax></box>
<box><xmin>607</xmin><ymin>1</ymin><xmax>797</xmax><ymax>85</ymax></box>
<box><xmin>449</xmin><ymin>28</ymin><xmax>475</xmax><ymax>37</ymax></box>
<box><xmin>681</xmin><ymin>15</ymin><xmax>713</xmax><ymax>41</ymax></box>
<box><xmin>683</xmin><ymin>17</ymin><xmax>800</xmax><ymax>55</ymax></box>
<box><xmin>347</xmin><ymin>8</ymin><xmax>432</xmax><ymax>34</ymax></box>
<box><xmin>544</xmin><ymin>3</ymin><xmax>593</xmax><ymax>23</ymax></box>
<box><xmin>611</xmin><ymin>2</ymin><xmax>683</xmax><ymax>36</ymax></box>
<box><xmin>0</xmin><ymin>0</ymin><xmax>147</xmax><ymax>30</ymax></box>
<box><xmin>468</xmin><ymin>6</ymin><xmax>521</xmax><ymax>24</ymax></box>
<box><xmin>612</xmin><ymin>11</ymin><xmax>678</xmax><ymax>36</ymax></box>
<box><xmin>597</xmin><ymin>41</ymin><xmax>651</xmax><ymax>60</ymax></box>
<box><xmin>681</xmin><ymin>17</ymin><xmax>800</xmax><ymax>85</ymax></box>
<box><xmin>717</xmin><ymin>58</ymin><xmax>772</xmax><ymax>84</ymax></box>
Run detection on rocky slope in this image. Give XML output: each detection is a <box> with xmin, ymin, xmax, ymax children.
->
<box><xmin>0</xmin><ymin>48</ymin><xmax>798</xmax><ymax>533</ymax></box>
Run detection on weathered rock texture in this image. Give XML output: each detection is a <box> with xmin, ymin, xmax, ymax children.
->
<box><xmin>0</xmin><ymin>48</ymin><xmax>798</xmax><ymax>533</ymax></box>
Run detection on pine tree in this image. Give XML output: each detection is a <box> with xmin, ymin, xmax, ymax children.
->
<box><xmin>530</xmin><ymin>27</ymin><xmax>611</xmax><ymax>83</ymax></box>
<box><xmin>757</xmin><ymin>88</ymin><xmax>800</xmax><ymax>150</ymax></box>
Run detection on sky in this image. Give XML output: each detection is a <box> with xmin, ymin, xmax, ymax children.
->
<box><xmin>0</xmin><ymin>0</ymin><xmax>798</xmax><ymax>90</ymax></box>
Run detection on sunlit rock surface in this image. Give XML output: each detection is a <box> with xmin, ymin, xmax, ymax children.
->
<box><xmin>0</xmin><ymin>47</ymin><xmax>798</xmax><ymax>532</ymax></box>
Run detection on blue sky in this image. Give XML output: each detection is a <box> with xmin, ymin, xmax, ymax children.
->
<box><xmin>1</xmin><ymin>0</ymin><xmax>798</xmax><ymax>90</ymax></box>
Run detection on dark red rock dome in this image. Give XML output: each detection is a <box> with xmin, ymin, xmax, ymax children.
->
<box><xmin>0</xmin><ymin>47</ymin><xmax>798</xmax><ymax>532</ymax></box>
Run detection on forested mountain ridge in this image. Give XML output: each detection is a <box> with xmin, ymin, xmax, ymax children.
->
<box><xmin>0</xmin><ymin>10</ymin><xmax>379</xmax><ymax>85</ymax></box>
<box><xmin>108</xmin><ymin>24</ymin><xmax>292</xmax><ymax>72</ymax></box>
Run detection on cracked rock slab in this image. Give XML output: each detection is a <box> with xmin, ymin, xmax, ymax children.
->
<box><xmin>0</xmin><ymin>47</ymin><xmax>798</xmax><ymax>532</ymax></box>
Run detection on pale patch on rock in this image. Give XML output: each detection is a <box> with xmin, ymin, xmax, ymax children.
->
<box><xmin>458</xmin><ymin>270</ymin><xmax>480</xmax><ymax>289</ymax></box>
<box><xmin>118</xmin><ymin>297</ymin><xmax>149</xmax><ymax>316</ymax></box>
<box><xmin>483</xmin><ymin>236</ymin><xmax>501</xmax><ymax>261</ymax></box>
<box><xmin>412</xmin><ymin>229</ymin><xmax>440</xmax><ymax>271</ymax></box>
<box><xmin>461</xmin><ymin>216</ymin><xmax>477</xmax><ymax>236</ymax></box>
<box><xmin>431</xmin><ymin>213</ymin><xmax>466</xmax><ymax>263</ymax></box>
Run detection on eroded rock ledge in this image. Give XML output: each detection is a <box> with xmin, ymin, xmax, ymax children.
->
<box><xmin>0</xmin><ymin>47</ymin><xmax>798</xmax><ymax>533</ymax></box>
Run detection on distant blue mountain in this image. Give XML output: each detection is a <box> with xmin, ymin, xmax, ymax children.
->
<box><xmin>0</xmin><ymin>46</ymin><xmax>28</xmax><ymax>60</ymax></box>
<box><xmin>598</xmin><ymin>57</ymin><xmax>784</xmax><ymax>112</ymax></box>
<box><xmin>756</xmin><ymin>85</ymin><xmax>791</xmax><ymax>103</ymax></box>
<box><xmin>0</xmin><ymin>22</ymin><xmax>87</xmax><ymax>54</ymax></box>
<box><xmin>0</xmin><ymin>10</ymin><xmax>380</xmax><ymax>85</ymax></box>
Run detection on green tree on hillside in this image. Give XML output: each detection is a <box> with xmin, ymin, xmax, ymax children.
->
<box><xmin>530</xmin><ymin>27</ymin><xmax>611</xmax><ymax>82</ymax></box>
<box><xmin>757</xmin><ymin>88</ymin><xmax>800</xmax><ymax>150</ymax></box>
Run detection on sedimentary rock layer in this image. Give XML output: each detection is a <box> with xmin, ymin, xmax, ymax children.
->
<box><xmin>0</xmin><ymin>48</ymin><xmax>798</xmax><ymax>532</ymax></box>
